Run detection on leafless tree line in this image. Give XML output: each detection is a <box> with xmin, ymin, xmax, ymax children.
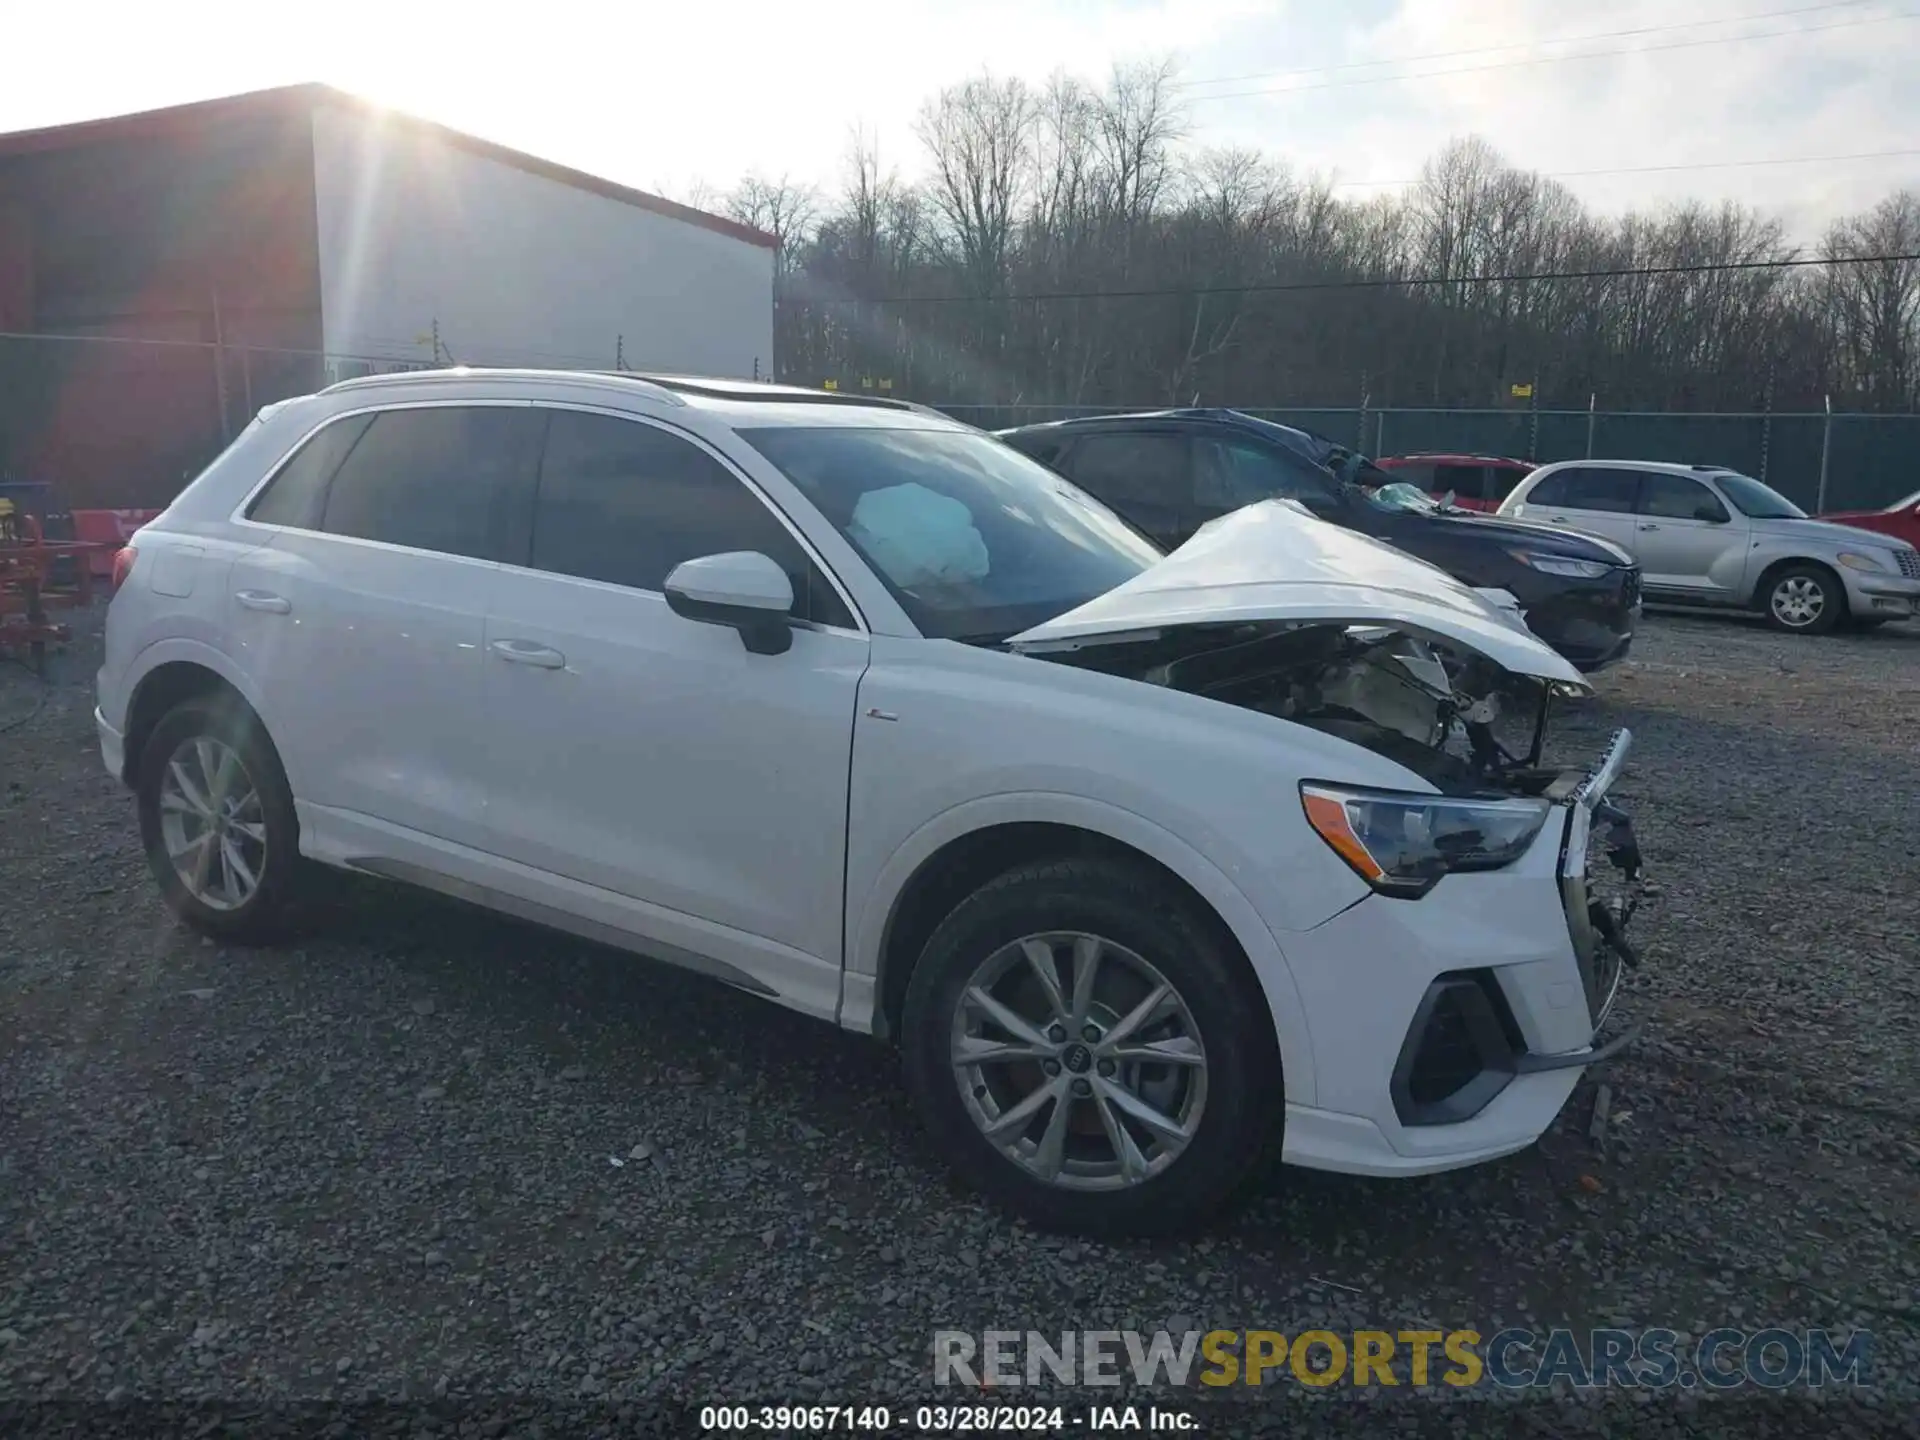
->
<box><xmin>716</xmin><ymin>63</ymin><xmax>1920</xmax><ymax>414</ymax></box>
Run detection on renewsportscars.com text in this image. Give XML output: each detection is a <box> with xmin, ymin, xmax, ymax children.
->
<box><xmin>933</xmin><ymin>1327</ymin><xmax>1872</xmax><ymax>1390</ymax></box>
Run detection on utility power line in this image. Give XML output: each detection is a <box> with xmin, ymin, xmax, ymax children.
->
<box><xmin>828</xmin><ymin>252</ymin><xmax>1920</xmax><ymax>307</ymax></box>
<box><xmin>1175</xmin><ymin>0</ymin><xmax>1880</xmax><ymax>91</ymax></box>
<box><xmin>1332</xmin><ymin>147</ymin><xmax>1920</xmax><ymax>189</ymax></box>
<box><xmin>1185</xmin><ymin>9</ymin><xmax>1916</xmax><ymax>102</ymax></box>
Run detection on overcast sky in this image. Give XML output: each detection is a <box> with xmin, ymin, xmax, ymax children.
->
<box><xmin>5</xmin><ymin>0</ymin><xmax>1916</xmax><ymax>238</ymax></box>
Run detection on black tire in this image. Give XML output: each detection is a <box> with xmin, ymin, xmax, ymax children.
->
<box><xmin>1762</xmin><ymin>563</ymin><xmax>1845</xmax><ymax>634</ymax></box>
<box><xmin>135</xmin><ymin>693</ymin><xmax>304</xmax><ymax>944</ymax></box>
<box><xmin>900</xmin><ymin>858</ymin><xmax>1282</xmax><ymax>1239</ymax></box>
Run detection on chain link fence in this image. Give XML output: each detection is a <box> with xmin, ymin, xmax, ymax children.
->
<box><xmin>3</xmin><ymin>329</ymin><xmax>1915</xmax><ymax>514</ymax></box>
<box><xmin>932</xmin><ymin>404</ymin><xmax>1920</xmax><ymax>514</ymax></box>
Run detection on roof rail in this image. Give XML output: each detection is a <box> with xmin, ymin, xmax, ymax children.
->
<box><xmin>319</xmin><ymin>366</ymin><xmax>686</xmax><ymax>405</ymax></box>
<box><xmin>632</xmin><ymin>374</ymin><xmax>918</xmax><ymax>410</ymax></box>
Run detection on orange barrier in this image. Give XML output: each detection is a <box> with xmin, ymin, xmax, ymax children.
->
<box><xmin>70</xmin><ymin>509</ymin><xmax>164</xmax><ymax>577</ymax></box>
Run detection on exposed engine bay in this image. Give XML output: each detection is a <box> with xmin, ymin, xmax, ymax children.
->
<box><xmin>1042</xmin><ymin>620</ymin><xmax>1586</xmax><ymax>798</ymax></box>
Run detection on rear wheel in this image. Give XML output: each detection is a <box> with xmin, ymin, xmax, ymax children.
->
<box><xmin>136</xmin><ymin>694</ymin><xmax>304</xmax><ymax>943</ymax></box>
<box><xmin>1763</xmin><ymin>564</ymin><xmax>1844</xmax><ymax>634</ymax></box>
<box><xmin>901</xmin><ymin>858</ymin><xmax>1281</xmax><ymax>1238</ymax></box>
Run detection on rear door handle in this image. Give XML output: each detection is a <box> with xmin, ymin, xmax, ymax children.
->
<box><xmin>1638</xmin><ymin>523</ymin><xmax>1659</xmax><ymax>531</ymax></box>
<box><xmin>1547</xmin><ymin>515</ymin><xmax>1568</xmax><ymax>524</ymax></box>
<box><xmin>489</xmin><ymin>639</ymin><xmax>567</xmax><ymax>669</ymax></box>
<box><xmin>235</xmin><ymin>590</ymin><xmax>291</xmax><ymax>614</ymax></box>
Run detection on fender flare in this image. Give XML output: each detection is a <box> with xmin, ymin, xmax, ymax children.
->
<box><xmin>121</xmin><ymin>639</ymin><xmax>293</xmax><ymax>782</ymax></box>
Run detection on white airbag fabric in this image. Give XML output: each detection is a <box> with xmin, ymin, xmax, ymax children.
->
<box><xmin>849</xmin><ymin>484</ymin><xmax>991</xmax><ymax>587</ymax></box>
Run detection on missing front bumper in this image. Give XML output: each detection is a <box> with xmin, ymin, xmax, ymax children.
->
<box><xmin>1390</xmin><ymin>728</ymin><xmax>1646</xmax><ymax>1129</ymax></box>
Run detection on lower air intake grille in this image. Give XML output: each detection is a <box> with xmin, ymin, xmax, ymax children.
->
<box><xmin>1390</xmin><ymin>974</ymin><xmax>1521</xmax><ymax>1126</ymax></box>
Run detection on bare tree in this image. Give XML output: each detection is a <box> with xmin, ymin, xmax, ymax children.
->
<box><xmin>915</xmin><ymin>75</ymin><xmax>1039</xmax><ymax>290</ymax></box>
<box><xmin>706</xmin><ymin>58</ymin><xmax>1915</xmax><ymax>423</ymax></box>
<box><xmin>1091</xmin><ymin>60</ymin><xmax>1185</xmax><ymax>233</ymax></box>
<box><xmin>1823</xmin><ymin>190</ymin><xmax>1920</xmax><ymax>408</ymax></box>
<box><xmin>724</xmin><ymin>175</ymin><xmax>820</xmax><ymax>279</ymax></box>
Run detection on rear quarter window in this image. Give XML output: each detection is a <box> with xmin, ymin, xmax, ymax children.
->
<box><xmin>246</xmin><ymin>415</ymin><xmax>375</xmax><ymax>528</ymax></box>
<box><xmin>1525</xmin><ymin>467</ymin><xmax>1637</xmax><ymax>513</ymax></box>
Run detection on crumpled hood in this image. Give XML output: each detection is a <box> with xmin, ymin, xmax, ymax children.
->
<box><xmin>1008</xmin><ymin>500</ymin><xmax>1589</xmax><ymax>685</ymax></box>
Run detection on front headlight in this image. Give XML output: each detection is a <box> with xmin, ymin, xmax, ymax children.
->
<box><xmin>1836</xmin><ymin>550</ymin><xmax>1891</xmax><ymax>573</ymax></box>
<box><xmin>1300</xmin><ymin>783</ymin><xmax>1553</xmax><ymax>898</ymax></box>
<box><xmin>1508</xmin><ymin>549</ymin><xmax>1611</xmax><ymax>579</ymax></box>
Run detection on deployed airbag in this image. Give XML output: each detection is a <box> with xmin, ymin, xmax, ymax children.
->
<box><xmin>849</xmin><ymin>484</ymin><xmax>991</xmax><ymax>587</ymax></box>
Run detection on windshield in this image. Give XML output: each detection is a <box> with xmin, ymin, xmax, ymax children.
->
<box><xmin>1712</xmin><ymin>471</ymin><xmax>1806</xmax><ymax>520</ymax></box>
<box><xmin>739</xmin><ymin>425</ymin><xmax>1162</xmax><ymax>642</ymax></box>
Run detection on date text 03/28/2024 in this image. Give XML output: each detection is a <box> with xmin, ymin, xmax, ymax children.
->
<box><xmin>698</xmin><ymin>1404</ymin><xmax>1195</xmax><ymax>1432</ymax></box>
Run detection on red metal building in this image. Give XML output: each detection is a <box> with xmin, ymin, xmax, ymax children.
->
<box><xmin>0</xmin><ymin>85</ymin><xmax>777</xmax><ymax>512</ymax></box>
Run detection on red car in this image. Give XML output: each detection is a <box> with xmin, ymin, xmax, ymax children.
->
<box><xmin>1373</xmin><ymin>454</ymin><xmax>1535</xmax><ymax>513</ymax></box>
<box><xmin>1820</xmin><ymin>487</ymin><xmax>1920</xmax><ymax>549</ymax></box>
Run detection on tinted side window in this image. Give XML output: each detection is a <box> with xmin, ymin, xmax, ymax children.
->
<box><xmin>1434</xmin><ymin>463</ymin><xmax>1488</xmax><ymax>500</ymax></box>
<box><xmin>1062</xmin><ymin>433</ymin><xmax>1191</xmax><ymax>508</ymax></box>
<box><xmin>1638</xmin><ymin>472</ymin><xmax>1729</xmax><ymax>522</ymax></box>
<box><xmin>247</xmin><ymin>414</ymin><xmax>375</xmax><ymax>528</ymax></box>
<box><xmin>1524</xmin><ymin>469</ymin><xmax>1570</xmax><ymax>506</ymax></box>
<box><xmin>529</xmin><ymin>411</ymin><xmax>853</xmax><ymax>628</ymax></box>
<box><xmin>320</xmin><ymin>407</ymin><xmax>540</xmax><ymax>560</ymax></box>
<box><xmin>1005</xmin><ymin>433</ymin><xmax>1066</xmax><ymax>468</ymax></box>
<box><xmin>1528</xmin><ymin>467</ymin><xmax>1637</xmax><ymax>513</ymax></box>
<box><xmin>1193</xmin><ymin>437</ymin><xmax>1339</xmax><ymax>509</ymax></box>
<box><xmin>1386</xmin><ymin>462</ymin><xmax>1435</xmax><ymax>490</ymax></box>
<box><xmin>1486</xmin><ymin>465</ymin><xmax>1528</xmax><ymax>502</ymax></box>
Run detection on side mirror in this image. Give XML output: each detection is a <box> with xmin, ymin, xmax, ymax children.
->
<box><xmin>1694</xmin><ymin>505</ymin><xmax>1727</xmax><ymax>523</ymax></box>
<box><xmin>663</xmin><ymin>551</ymin><xmax>795</xmax><ymax>655</ymax></box>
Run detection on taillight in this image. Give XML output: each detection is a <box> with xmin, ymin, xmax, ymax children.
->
<box><xmin>111</xmin><ymin>544</ymin><xmax>138</xmax><ymax>594</ymax></box>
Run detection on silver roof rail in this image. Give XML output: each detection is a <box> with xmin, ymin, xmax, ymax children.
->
<box><xmin>319</xmin><ymin>367</ymin><xmax>686</xmax><ymax>406</ymax></box>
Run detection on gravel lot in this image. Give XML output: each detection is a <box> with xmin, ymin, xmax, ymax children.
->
<box><xmin>3</xmin><ymin>607</ymin><xmax>1917</xmax><ymax>1437</ymax></box>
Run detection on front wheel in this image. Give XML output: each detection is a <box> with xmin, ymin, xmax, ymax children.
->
<box><xmin>901</xmin><ymin>859</ymin><xmax>1282</xmax><ymax>1238</ymax></box>
<box><xmin>1764</xmin><ymin>565</ymin><xmax>1844</xmax><ymax>634</ymax></box>
<box><xmin>135</xmin><ymin>694</ymin><xmax>304</xmax><ymax>943</ymax></box>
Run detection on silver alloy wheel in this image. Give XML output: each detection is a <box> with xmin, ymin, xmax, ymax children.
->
<box><xmin>157</xmin><ymin>736</ymin><xmax>268</xmax><ymax>911</ymax></box>
<box><xmin>950</xmin><ymin>931</ymin><xmax>1208</xmax><ymax>1191</ymax></box>
<box><xmin>1771</xmin><ymin>575</ymin><xmax>1826</xmax><ymax>628</ymax></box>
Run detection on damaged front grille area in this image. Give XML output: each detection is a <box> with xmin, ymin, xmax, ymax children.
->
<box><xmin>1390</xmin><ymin>729</ymin><xmax>1644</xmax><ymax>1130</ymax></box>
<box><xmin>1559</xmin><ymin>728</ymin><xmax>1640</xmax><ymax>1031</ymax></box>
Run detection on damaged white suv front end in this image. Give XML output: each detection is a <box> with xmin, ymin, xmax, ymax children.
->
<box><xmin>1002</xmin><ymin>501</ymin><xmax>1646</xmax><ymax>1181</ymax></box>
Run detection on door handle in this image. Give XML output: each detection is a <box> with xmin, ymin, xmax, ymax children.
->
<box><xmin>1638</xmin><ymin>523</ymin><xmax>1659</xmax><ymax>532</ymax></box>
<box><xmin>234</xmin><ymin>590</ymin><xmax>291</xmax><ymax>614</ymax></box>
<box><xmin>489</xmin><ymin>638</ymin><xmax>567</xmax><ymax>669</ymax></box>
<box><xmin>1547</xmin><ymin>515</ymin><xmax>1568</xmax><ymax>524</ymax></box>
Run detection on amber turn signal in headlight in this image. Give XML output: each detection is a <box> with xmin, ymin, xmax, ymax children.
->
<box><xmin>1301</xmin><ymin>782</ymin><xmax>1552</xmax><ymax>898</ymax></box>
